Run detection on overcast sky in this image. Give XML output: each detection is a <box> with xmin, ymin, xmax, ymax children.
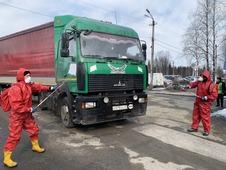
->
<box><xmin>0</xmin><ymin>0</ymin><xmax>197</xmax><ymax>66</ymax></box>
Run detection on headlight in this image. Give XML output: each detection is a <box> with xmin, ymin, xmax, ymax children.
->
<box><xmin>133</xmin><ymin>95</ymin><xmax>138</xmax><ymax>100</ymax></box>
<box><xmin>139</xmin><ymin>98</ymin><xmax>145</xmax><ymax>103</ymax></box>
<box><xmin>83</xmin><ymin>102</ymin><xmax>96</xmax><ymax>109</ymax></box>
<box><xmin>128</xmin><ymin>104</ymin><xmax>133</xmax><ymax>109</ymax></box>
<box><xmin>103</xmin><ymin>97</ymin><xmax>109</xmax><ymax>104</ymax></box>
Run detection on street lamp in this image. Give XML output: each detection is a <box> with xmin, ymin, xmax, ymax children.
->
<box><xmin>145</xmin><ymin>9</ymin><xmax>156</xmax><ymax>89</ymax></box>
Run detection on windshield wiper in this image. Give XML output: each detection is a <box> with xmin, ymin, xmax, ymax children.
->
<box><xmin>121</xmin><ymin>57</ymin><xmax>144</xmax><ymax>64</ymax></box>
<box><xmin>84</xmin><ymin>54</ymin><xmax>104</xmax><ymax>58</ymax></box>
<box><xmin>84</xmin><ymin>55</ymin><xmax>142</xmax><ymax>63</ymax></box>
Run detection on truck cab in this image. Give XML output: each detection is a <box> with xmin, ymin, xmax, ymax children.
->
<box><xmin>50</xmin><ymin>16</ymin><xmax>148</xmax><ymax>127</ymax></box>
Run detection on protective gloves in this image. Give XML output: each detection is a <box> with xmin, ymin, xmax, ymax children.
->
<box><xmin>50</xmin><ymin>86</ymin><xmax>57</xmax><ymax>90</ymax></box>
<box><xmin>201</xmin><ymin>96</ymin><xmax>208</xmax><ymax>101</ymax></box>
<box><xmin>31</xmin><ymin>107</ymin><xmax>37</xmax><ymax>113</ymax></box>
<box><xmin>183</xmin><ymin>85</ymin><xmax>190</xmax><ymax>91</ymax></box>
<box><xmin>184</xmin><ymin>85</ymin><xmax>190</xmax><ymax>89</ymax></box>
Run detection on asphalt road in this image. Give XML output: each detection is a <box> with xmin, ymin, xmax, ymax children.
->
<box><xmin>0</xmin><ymin>92</ymin><xmax>226</xmax><ymax>170</ymax></box>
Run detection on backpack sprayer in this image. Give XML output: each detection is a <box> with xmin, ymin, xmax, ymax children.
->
<box><xmin>35</xmin><ymin>82</ymin><xmax>65</xmax><ymax>109</ymax></box>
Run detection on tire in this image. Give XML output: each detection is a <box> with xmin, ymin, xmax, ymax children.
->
<box><xmin>60</xmin><ymin>97</ymin><xmax>74</xmax><ymax>128</ymax></box>
<box><xmin>38</xmin><ymin>92</ymin><xmax>48</xmax><ymax>110</ymax></box>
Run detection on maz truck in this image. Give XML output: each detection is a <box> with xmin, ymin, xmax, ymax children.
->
<box><xmin>0</xmin><ymin>15</ymin><xmax>148</xmax><ymax>127</ymax></box>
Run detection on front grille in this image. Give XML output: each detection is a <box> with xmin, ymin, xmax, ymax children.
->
<box><xmin>88</xmin><ymin>74</ymin><xmax>143</xmax><ymax>92</ymax></box>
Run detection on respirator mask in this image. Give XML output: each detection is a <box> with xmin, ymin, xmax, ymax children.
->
<box><xmin>25</xmin><ymin>77</ymin><xmax>31</xmax><ymax>83</ymax></box>
<box><xmin>198</xmin><ymin>76</ymin><xmax>207</xmax><ymax>82</ymax></box>
<box><xmin>198</xmin><ymin>77</ymin><xmax>203</xmax><ymax>81</ymax></box>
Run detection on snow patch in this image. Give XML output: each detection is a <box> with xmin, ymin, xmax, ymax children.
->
<box><xmin>124</xmin><ymin>147</ymin><xmax>193</xmax><ymax>170</ymax></box>
<box><xmin>211</xmin><ymin>109</ymin><xmax>226</xmax><ymax>118</ymax></box>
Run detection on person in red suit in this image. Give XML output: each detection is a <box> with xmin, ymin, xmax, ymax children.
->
<box><xmin>184</xmin><ymin>70</ymin><xmax>218</xmax><ymax>136</ymax></box>
<box><xmin>3</xmin><ymin>68</ymin><xmax>56</xmax><ymax>167</ymax></box>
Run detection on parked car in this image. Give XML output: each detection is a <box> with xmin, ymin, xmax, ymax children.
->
<box><xmin>184</xmin><ymin>76</ymin><xmax>197</xmax><ymax>82</ymax></box>
<box><xmin>176</xmin><ymin>77</ymin><xmax>190</xmax><ymax>85</ymax></box>
<box><xmin>164</xmin><ymin>78</ymin><xmax>173</xmax><ymax>87</ymax></box>
<box><xmin>164</xmin><ymin>75</ymin><xmax>182</xmax><ymax>81</ymax></box>
<box><xmin>164</xmin><ymin>75</ymin><xmax>189</xmax><ymax>90</ymax></box>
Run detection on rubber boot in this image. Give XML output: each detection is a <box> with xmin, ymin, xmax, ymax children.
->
<box><xmin>31</xmin><ymin>140</ymin><xmax>45</xmax><ymax>153</ymax></box>
<box><xmin>3</xmin><ymin>151</ymin><xmax>17</xmax><ymax>167</ymax></box>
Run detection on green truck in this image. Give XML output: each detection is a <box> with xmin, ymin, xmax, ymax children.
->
<box><xmin>0</xmin><ymin>15</ymin><xmax>148</xmax><ymax>127</ymax></box>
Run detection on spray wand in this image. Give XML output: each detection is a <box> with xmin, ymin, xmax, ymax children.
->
<box><xmin>35</xmin><ymin>82</ymin><xmax>65</xmax><ymax>109</ymax></box>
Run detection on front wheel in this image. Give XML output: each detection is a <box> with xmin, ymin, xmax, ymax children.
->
<box><xmin>59</xmin><ymin>97</ymin><xmax>74</xmax><ymax>128</ymax></box>
<box><xmin>38</xmin><ymin>92</ymin><xmax>48</xmax><ymax>110</ymax></box>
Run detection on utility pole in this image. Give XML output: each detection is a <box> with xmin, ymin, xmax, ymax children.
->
<box><xmin>172</xmin><ymin>61</ymin><xmax>174</xmax><ymax>75</ymax></box>
<box><xmin>212</xmin><ymin>44</ymin><xmax>217</xmax><ymax>82</ymax></box>
<box><xmin>214</xmin><ymin>45</ymin><xmax>217</xmax><ymax>81</ymax></box>
<box><xmin>145</xmin><ymin>9</ymin><xmax>156</xmax><ymax>89</ymax></box>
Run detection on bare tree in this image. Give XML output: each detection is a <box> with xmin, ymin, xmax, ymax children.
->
<box><xmin>154</xmin><ymin>51</ymin><xmax>171</xmax><ymax>75</ymax></box>
<box><xmin>209</xmin><ymin>0</ymin><xmax>226</xmax><ymax>80</ymax></box>
<box><xmin>182</xmin><ymin>12</ymin><xmax>204</xmax><ymax>77</ymax></box>
<box><xmin>220</xmin><ymin>35</ymin><xmax>226</xmax><ymax>70</ymax></box>
<box><xmin>196</xmin><ymin>0</ymin><xmax>212</xmax><ymax>71</ymax></box>
<box><xmin>183</xmin><ymin>0</ymin><xmax>226</xmax><ymax>80</ymax></box>
<box><xmin>221</xmin><ymin>35</ymin><xmax>226</xmax><ymax>62</ymax></box>
<box><xmin>211</xmin><ymin>0</ymin><xmax>217</xmax><ymax>80</ymax></box>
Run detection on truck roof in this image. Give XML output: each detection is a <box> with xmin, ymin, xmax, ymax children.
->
<box><xmin>54</xmin><ymin>15</ymin><xmax>139</xmax><ymax>39</ymax></box>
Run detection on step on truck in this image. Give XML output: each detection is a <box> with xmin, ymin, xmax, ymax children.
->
<box><xmin>0</xmin><ymin>15</ymin><xmax>148</xmax><ymax>127</ymax></box>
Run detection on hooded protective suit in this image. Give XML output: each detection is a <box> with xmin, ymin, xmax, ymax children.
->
<box><xmin>189</xmin><ymin>70</ymin><xmax>218</xmax><ymax>132</ymax></box>
<box><xmin>3</xmin><ymin>68</ymin><xmax>50</xmax><ymax>152</ymax></box>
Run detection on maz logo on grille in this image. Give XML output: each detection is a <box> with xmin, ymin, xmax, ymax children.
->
<box><xmin>108</xmin><ymin>63</ymin><xmax>127</xmax><ymax>73</ymax></box>
<box><xmin>113</xmin><ymin>80</ymin><xmax>125</xmax><ymax>87</ymax></box>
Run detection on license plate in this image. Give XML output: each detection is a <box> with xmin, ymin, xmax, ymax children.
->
<box><xmin>112</xmin><ymin>105</ymin><xmax>127</xmax><ymax>111</ymax></box>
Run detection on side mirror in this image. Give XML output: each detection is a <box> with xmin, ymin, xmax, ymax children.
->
<box><xmin>61</xmin><ymin>32</ymin><xmax>69</xmax><ymax>57</ymax></box>
<box><xmin>142</xmin><ymin>43</ymin><xmax>147</xmax><ymax>51</ymax></box>
<box><xmin>142</xmin><ymin>43</ymin><xmax>147</xmax><ymax>60</ymax></box>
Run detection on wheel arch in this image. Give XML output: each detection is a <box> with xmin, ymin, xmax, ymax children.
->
<box><xmin>56</xmin><ymin>82</ymin><xmax>73</xmax><ymax>115</ymax></box>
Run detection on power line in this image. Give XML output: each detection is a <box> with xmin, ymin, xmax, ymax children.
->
<box><xmin>0</xmin><ymin>1</ymin><xmax>185</xmax><ymax>56</ymax></box>
<box><xmin>61</xmin><ymin>0</ymin><xmax>110</xmax><ymax>15</ymax></box>
<box><xmin>0</xmin><ymin>2</ymin><xmax>53</xmax><ymax>18</ymax></box>
<box><xmin>62</xmin><ymin>0</ymin><xmax>185</xmax><ymax>43</ymax></box>
<box><xmin>61</xmin><ymin>0</ymin><xmax>150</xmax><ymax>26</ymax></box>
<box><xmin>139</xmin><ymin>35</ymin><xmax>183</xmax><ymax>53</ymax></box>
<box><xmin>155</xmin><ymin>42</ymin><xmax>183</xmax><ymax>55</ymax></box>
<box><xmin>157</xmin><ymin>24</ymin><xmax>183</xmax><ymax>37</ymax></box>
<box><xmin>155</xmin><ymin>39</ymin><xmax>182</xmax><ymax>51</ymax></box>
<box><xmin>0</xmin><ymin>1</ymin><xmax>184</xmax><ymax>42</ymax></box>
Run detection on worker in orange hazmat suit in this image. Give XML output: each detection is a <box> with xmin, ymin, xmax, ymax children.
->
<box><xmin>3</xmin><ymin>68</ymin><xmax>56</xmax><ymax>167</ymax></box>
<box><xmin>184</xmin><ymin>70</ymin><xmax>218</xmax><ymax>136</ymax></box>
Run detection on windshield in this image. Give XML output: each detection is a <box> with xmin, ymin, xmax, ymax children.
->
<box><xmin>80</xmin><ymin>32</ymin><xmax>144</xmax><ymax>61</ymax></box>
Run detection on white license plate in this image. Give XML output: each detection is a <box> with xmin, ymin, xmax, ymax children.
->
<box><xmin>112</xmin><ymin>105</ymin><xmax>128</xmax><ymax>111</ymax></box>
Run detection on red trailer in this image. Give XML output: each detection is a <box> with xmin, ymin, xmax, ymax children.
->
<box><xmin>0</xmin><ymin>22</ymin><xmax>55</xmax><ymax>86</ymax></box>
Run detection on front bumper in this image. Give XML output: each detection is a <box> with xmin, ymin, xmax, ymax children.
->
<box><xmin>72</xmin><ymin>92</ymin><xmax>147</xmax><ymax>125</ymax></box>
